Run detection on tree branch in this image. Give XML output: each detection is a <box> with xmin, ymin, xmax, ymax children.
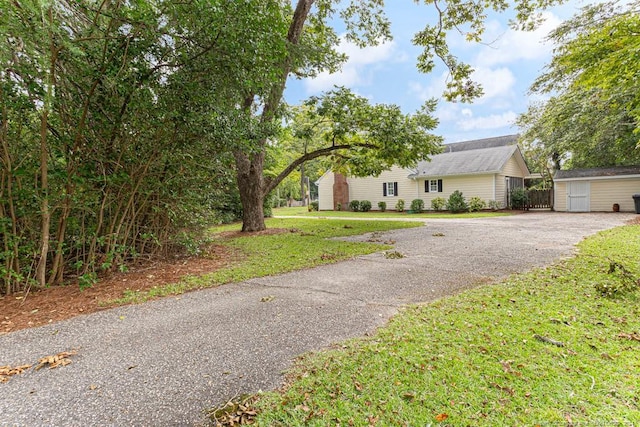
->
<box><xmin>264</xmin><ymin>142</ymin><xmax>376</xmax><ymax>195</ymax></box>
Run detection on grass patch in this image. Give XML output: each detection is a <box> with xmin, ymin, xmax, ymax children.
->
<box><xmin>108</xmin><ymin>218</ymin><xmax>421</xmax><ymax>305</ymax></box>
<box><xmin>250</xmin><ymin>225</ymin><xmax>640</xmax><ymax>426</ymax></box>
<box><xmin>274</xmin><ymin>206</ymin><xmax>512</xmax><ymax>219</ymax></box>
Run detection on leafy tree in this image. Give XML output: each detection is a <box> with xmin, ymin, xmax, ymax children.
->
<box><xmin>226</xmin><ymin>0</ymin><xmax>564</xmax><ymax>231</ymax></box>
<box><xmin>0</xmin><ymin>0</ymin><xmax>250</xmax><ymax>293</ymax></box>
<box><xmin>518</xmin><ymin>1</ymin><xmax>640</xmax><ymax>169</ymax></box>
<box><xmin>0</xmin><ymin>0</ymin><xmax>567</xmax><ymax>293</ymax></box>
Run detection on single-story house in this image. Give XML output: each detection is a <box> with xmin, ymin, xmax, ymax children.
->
<box><xmin>317</xmin><ymin>135</ymin><xmax>531</xmax><ymax>211</ymax></box>
<box><xmin>554</xmin><ymin>166</ymin><xmax>640</xmax><ymax>212</ymax></box>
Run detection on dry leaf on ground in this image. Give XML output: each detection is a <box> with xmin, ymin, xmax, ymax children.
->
<box><xmin>35</xmin><ymin>350</ymin><xmax>77</xmax><ymax>371</ymax></box>
<box><xmin>618</xmin><ymin>332</ymin><xmax>640</xmax><ymax>342</ymax></box>
<box><xmin>0</xmin><ymin>364</ymin><xmax>33</xmax><ymax>382</ymax></box>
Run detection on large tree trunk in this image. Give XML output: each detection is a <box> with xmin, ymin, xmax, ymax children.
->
<box><xmin>235</xmin><ymin>0</ymin><xmax>314</xmax><ymax>232</ymax></box>
<box><xmin>235</xmin><ymin>151</ymin><xmax>266</xmax><ymax>232</ymax></box>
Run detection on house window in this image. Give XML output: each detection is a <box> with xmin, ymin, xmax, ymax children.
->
<box><xmin>425</xmin><ymin>179</ymin><xmax>443</xmax><ymax>193</ymax></box>
<box><xmin>383</xmin><ymin>182</ymin><xmax>398</xmax><ymax>197</ymax></box>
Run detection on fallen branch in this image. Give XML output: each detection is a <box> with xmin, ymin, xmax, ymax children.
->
<box><xmin>534</xmin><ymin>334</ymin><xmax>565</xmax><ymax>347</ymax></box>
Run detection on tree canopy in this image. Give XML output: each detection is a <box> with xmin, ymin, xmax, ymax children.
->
<box><xmin>518</xmin><ymin>0</ymin><xmax>640</xmax><ymax>169</ymax></box>
<box><xmin>1</xmin><ymin>0</ymin><xmax>564</xmax><ymax>294</ymax></box>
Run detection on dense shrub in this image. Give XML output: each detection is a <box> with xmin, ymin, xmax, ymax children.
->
<box><xmin>488</xmin><ymin>200</ymin><xmax>501</xmax><ymax>211</ymax></box>
<box><xmin>360</xmin><ymin>200</ymin><xmax>372</xmax><ymax>212</ymax></box>
<box><xmin>378</xmin><ymin>201</ymin><xmax>387</xmax><ymax>212</ymax></box>
<box><xmin>510</xmin><ymin>188</ymin><xmax>529</xmax><ymax>209</ymax></box>
<box><xmin>395</xmin><ymin>199</ymin><xmax>405</xmax><ymax>212</ymax></box>
<box><xmin>431</xmin><ymin>197</ymin><xmax>446</xmax><ymax>211</ymax></box>
<box><xmin>446</xmin><ymin>190</ymin><xmax>469</xmax><ymax>213</ymax></box>
<box><xmin>468</xmin><ymin>196</ymin><xmax>486</xmax><ymax>212</ymax></box>
<box><xmin>336</xmin><ymin>203</ymin><xmax>342</xmax><ymax>211</ymax></box>
<box><xmin>349</xmin><ymin>200</ymin><xmax>361</xmax><ymax>212</ymax></box>
<box><xmin>410</xmin><ymin>199</ymin><xmax>425</xmax><ymax>213</ymax></box>
<box><xmin>309</xmin><ymin>201</ymin><xmax>319</xmax><ymax>211</ymax></box>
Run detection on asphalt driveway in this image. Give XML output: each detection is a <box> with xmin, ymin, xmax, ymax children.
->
<box><xmin>0</xmin><ymin>212</ymin><xmax>634</xmax><ymax>426</ymax></box>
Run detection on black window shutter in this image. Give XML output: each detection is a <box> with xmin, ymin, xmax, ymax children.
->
<box><xmin>383</xmin><ymin>183</ymin><xmax>387</xmax><ymax>197</ymax></box>
<box><xmin>394</xmin><ymin>182</ymin><xmax>398</xmax><ymax>196</ymax></box>
<box><xmin>425</xmin><ymin>180</ymin><xmax>429</xmax><ymax>193</ymax></box>
<box><xmin>438</xmin><ymin>179</ymin><xmax>443</xmax><ymax>192</ymax></box>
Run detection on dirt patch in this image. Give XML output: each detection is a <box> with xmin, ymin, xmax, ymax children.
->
<box><xmin>0</xmin><ymin>245</ymin><xmax>233</xmax><ymax>335</ymax></box>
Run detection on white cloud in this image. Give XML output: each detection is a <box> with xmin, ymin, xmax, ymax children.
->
<box><xmin>472</xmin><ymin>66</ymin><xmax>516</xmax><ymax>104</ymax></box>
<box><xmin>408</xmin><ymin>78</ymin><xmax>443</xmax><ymax>102</ymax></box>
<box><xmin>456</xmin><ymin>111</ymin><xmax>518</xmax><ymax>131</ymax></box>
<box><xmin>409</xmin><ymin>66</ymin><xmax>515</xmax><ymax>108</ymax></box>
<box><xmin>475</xmin><ymin>12</ymin><xmax>563</xmax><ymax>67</ymax></box>
<box><xmin>434</xmin><ymin>103</ymin><xmax>463</xmax><ymax>123</ymax></box>
<box><xmin>304</xmin><ymin>37</ymin><xmax>396</xmax><ymax>93</ymax></box>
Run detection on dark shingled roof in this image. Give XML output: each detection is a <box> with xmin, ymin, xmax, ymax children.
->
<box><xmin>442</xmin><ymin>134</ymin><xmax>519</xmax><ymax>153</ymax></box>
<box><xmin>554</xmin><ymin>166</ymin><xmax>640</xmax><ymax>180</ymax></box>
<box><xmin>410</xmin><ymin>135</ymin><xmax>522</xmax><ymax>178</ymax></box>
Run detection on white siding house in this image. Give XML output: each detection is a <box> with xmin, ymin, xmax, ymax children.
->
<box><xmin>317</xmin><ymin>135</ymin><xmax>530</xmax><ymax>210</ymax></box>
<box><xmin>554</xmin><ymin>167</ymin><xmax>640</xmax><ymax>212</ymax></box>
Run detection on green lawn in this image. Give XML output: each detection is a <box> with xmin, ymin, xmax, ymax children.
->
<box><xmin>247</xmin><ymin>225</ymin><xmax>640</xmax><ymax>426</ymax></box>
<box><xmin>109</xmin><ymin>217</ymin><xmax>421</xmax><ymax>305</ymax></box>
<box><xmin>273</xmin><ymin>206</ymin><xmax>513</xmax><ymax>219</ymax></box>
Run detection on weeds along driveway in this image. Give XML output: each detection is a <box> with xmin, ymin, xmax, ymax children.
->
<box><xmin>0</xmin><ymin>212</ymin><xmax>633</xmax><ymax>426</ymax></box>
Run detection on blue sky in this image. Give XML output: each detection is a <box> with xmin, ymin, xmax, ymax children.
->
<box><xmin>284</xmin><ymin>1</ymin><xmax>590</xmax><ymax>143</ymax></box>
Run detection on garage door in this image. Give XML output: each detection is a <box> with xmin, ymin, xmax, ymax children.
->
<box><xmin>567</xmin><ymin>181</ymin><xmax>590</xmax><ymax>212</ymax></box>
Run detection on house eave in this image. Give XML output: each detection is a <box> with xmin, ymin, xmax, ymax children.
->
<box><xmin>408</xmin><ymin>170</ymin><xmax>501</xmax><ymax>179</ymax></box>
<box><xmin>554</xmin><ymin>174</ymin><xmax>640</xmax><ymax>182</ymax></box>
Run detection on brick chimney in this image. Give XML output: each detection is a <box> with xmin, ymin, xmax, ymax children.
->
<box><xmin>332</xmin><ymin>173</ymin><xmax>349</xmax><ymax>210</ymax></box>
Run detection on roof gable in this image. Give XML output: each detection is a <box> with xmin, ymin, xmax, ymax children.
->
<box><xmin>411</xmin><ymin>135</ymin><xmax>526</xmax><ymax>178</ymax></box>
<box><xmin>443</xmin><ymin>134</ymin><xmax>518</xmax><ymax>153</ymax></box>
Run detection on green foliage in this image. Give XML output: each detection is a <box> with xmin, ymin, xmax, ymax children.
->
<box><xmin>377</xmin><ymin>201</ymin><xmax>386</xmax><ymax>212</ymax></box>
<box><xmin>518</xmin><ymin>2</ymin><xmax>640</xmax><ymax>169</ymax></box>
<box><xmin>596</xmin><ymin>262</ymin><xmax>639</xmax><ymax>297</ymax></box>
<box><xmin>395</xmin><ymin>199</ymin><xmax>405</xmax><ymax>212</ymax></box>
<box><xmin>253</xmin><ymin>225</ymin><xmax>640</xmax><ymax>425</ymax></box>
<box><xmin>510</xmin><ymin>188</ymin><xmax>529</xmax><ymax>210</ymax></box>
<box><xmin>431</xmin><ymin>197</ymin><xmax>446</xmax><ymax>211</ymax></box>
<box><xmin>488</xmin><ymin>200</ymin><xmax>502</xmax><ymax>211</ymax></box>
<box><xmin>410</xmin><ymin>199</ymin><xmax>424</xmax><ymax>213</ymax></box>
<box><xmin>469</xmin><ymin>196</ymin><xmax>487</xmax><ymax>212</ymax></box>
<box><xmin>303</xmin><ymin>88</ymin><xmax>442</xmax><ymax>178</ymax></box>
<box><xmin>446</xmin><ymin>190</ymin><xmax>469</xmax><ymax>213</ymax></box>
<box><xmin>349</xmin><ymin>200</ymin><xmax>361</xmax><ymax>212</ymax></box>
<box><xmin>336</xmin><ymin>203</ymin><xmax>342</xmax><ymax>211</ymax></box>
<box><xmin>78</xmin><ymin>273</ymin><xmax>97</xmax><ymax>291</ymax></box>
<box><xmin>0</xmin><ymin>0</ymin><xmax>571</xmax><ymax>289</ymax></box>
<box><xmin>360</xmin><ymin>200</ymin><xmax>372</xmax><ymax>212</ymax></box>
<box><xmin>309</xmin><ymin>201</ymin><xmax>319</xmax><ymax>211</ymax></box>
<box><xmin>0</xmin><ymin>0</ymin><xmax>242</xmax><ymax>294</ymax></box>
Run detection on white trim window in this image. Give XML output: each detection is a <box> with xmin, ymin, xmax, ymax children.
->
<box><xmin>424</xmin><ymin>179</ymin><xmax>443</xmax><ymax>193</ymax></box>
<box><xmin>383</xmin><ymin>182</ymin><xmax>398</xmax><ymax>197</ymax></box>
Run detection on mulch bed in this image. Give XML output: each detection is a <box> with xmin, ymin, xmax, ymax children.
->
<box><xmin>1</xmin><ymin>246</ymin><xmax>231</xmax><ymax>335</ymax></box>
